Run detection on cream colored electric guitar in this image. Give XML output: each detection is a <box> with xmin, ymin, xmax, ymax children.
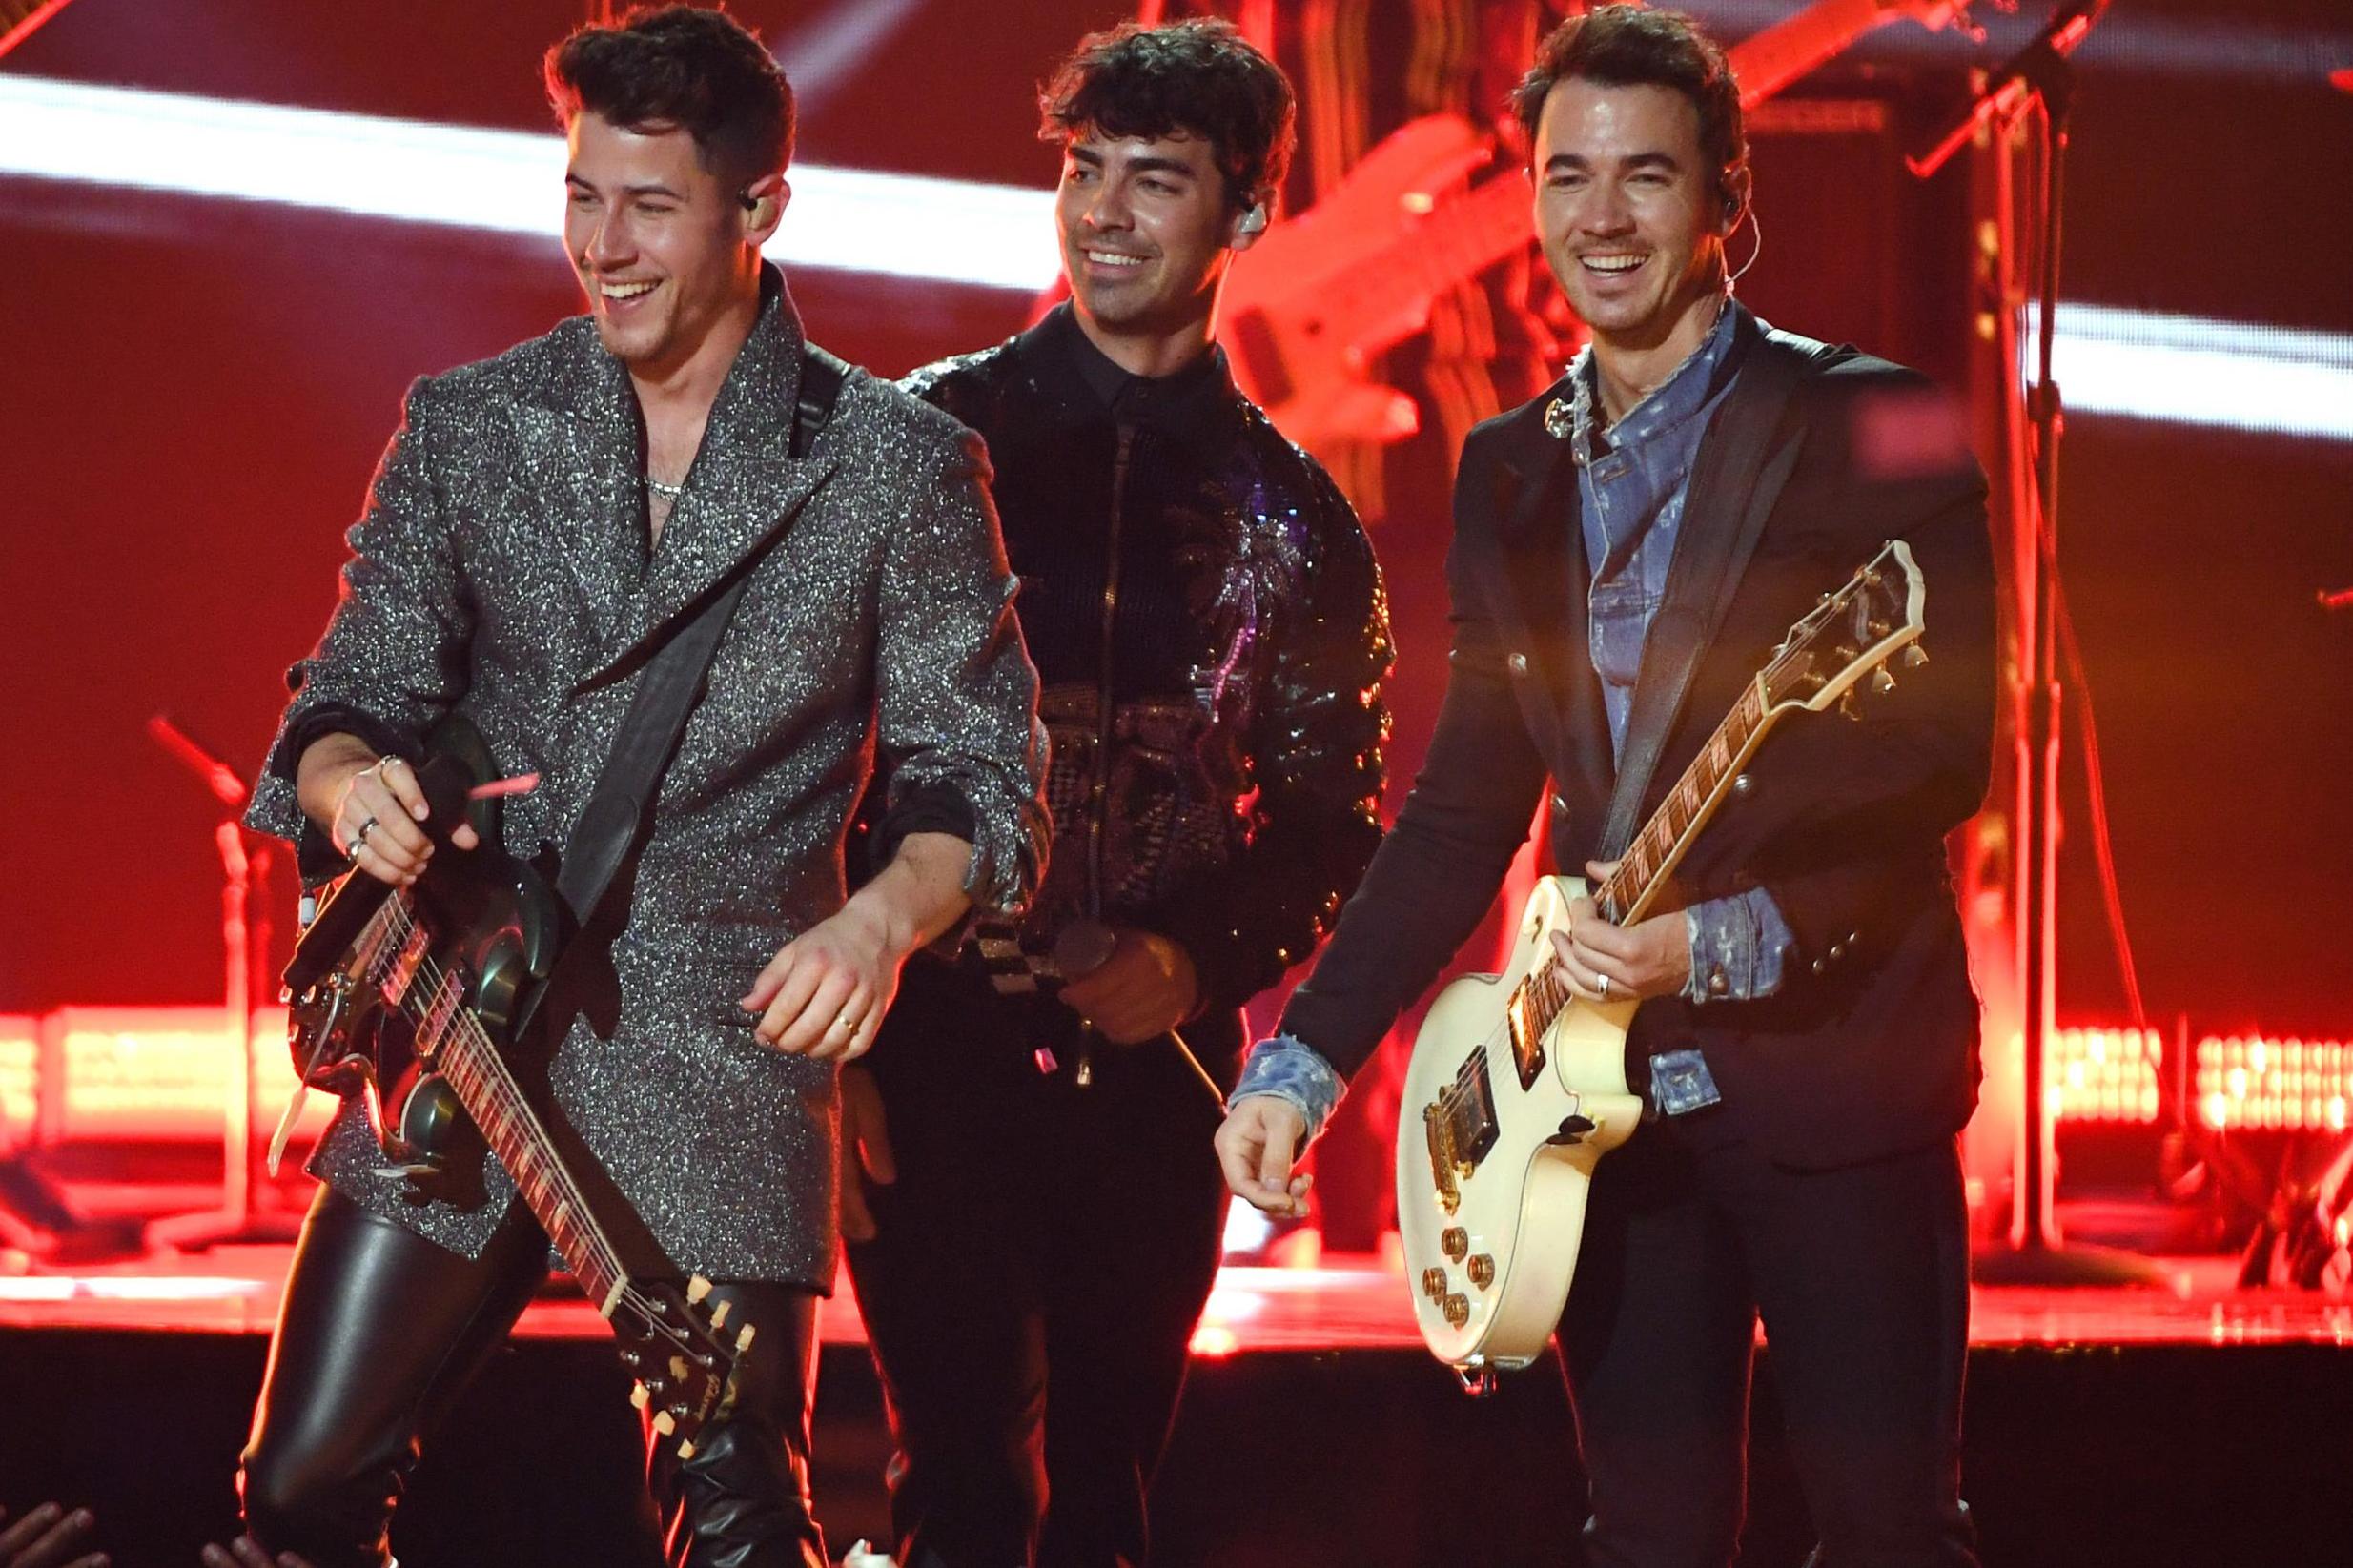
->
<box><xmin>1397</xmin><ymin>540</ymin><xmax>1930</xmax><ymax>1388</ymax></box>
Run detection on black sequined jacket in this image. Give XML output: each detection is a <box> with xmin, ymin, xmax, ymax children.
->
<box><xmin>898</xmin><ymin>306</ymin><xmax>1392</xmax><ymax>1021</ymax></box>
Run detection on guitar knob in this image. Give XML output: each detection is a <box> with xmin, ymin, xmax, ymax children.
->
<box><xmin>1872</xmin><ymin>667</ymin><xmax>1896</xmax><ymax>695</ymax></box>
<box><xmin>1442</xmin><ymin>1293</ymin><xmax>1471</xmax><ymax>1329</ymax></box>
<box><xmin>1422</xmin><ymin>1267</ymin><xmax>1448</xmax><ymax>1302</ymax></box>
<box><xmin>1467</xmin><ymin>1254</ymin><xmax>1496</xmax><ymax>1290</ymax></box>
<box><xmin>1441</xmin><ymin>1226</ymin><xmax>1469</xmax><ymax>1262</ymax></box>
<box><xmin>1903</xmin><ymin>644</ymin><xmax>1929</xmax><ymax>668</ymax></box>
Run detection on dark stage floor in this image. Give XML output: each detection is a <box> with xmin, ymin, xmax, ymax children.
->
<box><xmin>3</xmin><ymin>1241</ymin><xmax>2349</xmax><ymax>1568</ymax></box>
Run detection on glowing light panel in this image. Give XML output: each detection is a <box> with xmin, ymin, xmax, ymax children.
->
<box><xmin>2034</xmin><ymin>304</ymin><xmax>2353</xmax><ymax>442</ymax></box>
<box><xmin>0</xmin><ymin>74</ymin><xmax>1061</xmax><ymax>291</ymax></box>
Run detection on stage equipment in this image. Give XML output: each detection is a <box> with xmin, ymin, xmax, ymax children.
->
<box><xmin>0</xmin><ymin>0</ymin><xmax>73</xmax><ymax>61</ymax></box>
<box><xmin>1397</xmin><ymin>545</ymin><xmax>1930</xmax><ymax>1384</ymax></box>
<box><xmin>1917</xmin><ymin>0</ymin><xmax>2154</xmax><ymax>1285</ymax></box>
<box><xmin>141</xmin><ymin>715</ymin><xmax>303</xmax><ymax>1251</ymax></box>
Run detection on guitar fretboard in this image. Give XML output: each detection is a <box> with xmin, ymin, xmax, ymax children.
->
<box><xmin>364</xmin><ymin>900</ymin><xmax>629</xmax><ymax>1312</ymax></box>
<box><xmin>1510</xmin><ymin>676</ymin><xmax>1775</xmax><ymax>1045</ymax></box>
<box><xmin>1596</xmin><ymin>679</ymin><xmax>1771</xmax><ymax>927</ymax></box>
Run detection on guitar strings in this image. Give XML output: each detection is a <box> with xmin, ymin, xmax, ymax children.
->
<box><xmin>363</xmin><ymin>896</ymin><xmax>716</xmax><ymax>1368</ymax></box>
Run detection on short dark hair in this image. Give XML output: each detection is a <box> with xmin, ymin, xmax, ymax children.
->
<box><xmin>1509</xmin><ymin>5</ymin><xmax>1747</xmax><ymax>211</ymax></box>
<box><xmin>545</xmin><ymin>4</ymin><xmax>794</xmax><ymax>184</ymax></box>
<box><xmin>1038</xmin><ymin>19</ymin><xmax>1296</xmax><ymax>210</ymax></box>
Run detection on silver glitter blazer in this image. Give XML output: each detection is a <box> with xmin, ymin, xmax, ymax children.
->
<box><xmin>246</xmin><ymin>273</ymin><xmax>1049</xmax><ymax>1288</ymax></box>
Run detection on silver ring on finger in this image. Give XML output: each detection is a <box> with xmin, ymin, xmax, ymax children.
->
<box><xmin>1594</xmin><ymin>972</ymin><xmax>1611</xmax><ymax>1001</ymax></box>
<box><xmin>354</xmin><ymin>815</ymin><xmax>379</xmax><ymax>847</ymax></box>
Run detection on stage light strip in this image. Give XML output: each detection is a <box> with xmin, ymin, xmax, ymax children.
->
<box><xmin>2036</xmin><ymin>304</ymin><xmax>2353</xmax><ymax>443</ymax></box>
<box><xmin>0</xmin><ymin>73</ymin><xmax>1061</xmax><ymax>291</ymax></box>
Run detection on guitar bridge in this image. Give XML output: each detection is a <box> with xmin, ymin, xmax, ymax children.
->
<box><xmin>1422</xmin><ymin>1049</ymin><xmax>1502</xmax><ymax>1214</ymax></box>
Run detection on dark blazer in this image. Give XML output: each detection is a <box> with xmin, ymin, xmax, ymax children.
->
<box><xmin>1280</xmin><ymin>312</ymin><xmax>1995</xmax><ymax>1169</ymax></box>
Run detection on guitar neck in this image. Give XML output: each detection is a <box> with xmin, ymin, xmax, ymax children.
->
<box><xmin>1597</xmin><ymin>678</ymin><xmax>1779</xmax><ymax>927</ymax></box>
<box><xmin>403</xmin><ymin>962</ymin><xmax>633</xmax><ymax>1313</ymax></box>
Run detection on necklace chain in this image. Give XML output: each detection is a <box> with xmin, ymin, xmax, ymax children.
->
<box><xmin>644</xmin><ymin>475</ymin><xmax>685</xmax><ymax>501</ymax></box>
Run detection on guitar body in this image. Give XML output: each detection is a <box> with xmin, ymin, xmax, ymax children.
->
<box><xmin>280</xmin><ymin>721</ymin><xmax>747</xmax><ymax>1457</ymax></box>
<box><xmin>292</xmin><ymin>822</ymin><xmax>563</xmax><ymax>1182</ymax></box>
<box><xmin>1397</xmin><ymin>876</ymin><xmax>1644</xmax><ymax>1372</ymax></box>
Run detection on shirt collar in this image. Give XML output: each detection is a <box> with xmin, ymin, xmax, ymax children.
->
<box><xmin>1566</xmin><ymin>294</ymin><xmax>1744</xmax><ymax>463</ymax></box>
<box><xmin>1021</xmin><ymin>301</ymin><xmax>1235</xmax><ymax>445</ymax></box>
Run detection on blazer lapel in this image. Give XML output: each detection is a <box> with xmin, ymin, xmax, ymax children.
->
<box><xmin>1596</xmin><ymin>323</ymin><xmax>1812</xmax><ymax>859</ymax></box>
<box><xmin>513</xmin><ymin>334</ymin><xmax>645</xmax><ymax>652</ymax></box>
<box><xmin>593</xmin><ymin>276</ymin><xmax>838</xmax><ymax>680</ymax></box>
<box><xmin>1490</xmin><ymin>408</ymin><xmax>1614</xmax><ymax>820</ymax></box>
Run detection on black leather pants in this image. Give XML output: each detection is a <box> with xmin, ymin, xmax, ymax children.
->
<box><xmin>240</xmin><ymin>1188</ymin><xmax>826</xmax><ymax>1568</ymax></box>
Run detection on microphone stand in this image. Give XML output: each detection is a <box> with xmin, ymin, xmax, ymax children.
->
<box><xmin>144</xmin><ymin>716</ymin><xmax>304</xmax><ymax>1250</ymax></box>
<box><xmin>1915</xmin><ymin>1</ymin><xmax>2153</xmax><ymax>1285</ymax></box>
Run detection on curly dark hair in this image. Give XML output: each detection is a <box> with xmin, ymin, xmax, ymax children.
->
<box><xmin>544</xmin><ymin>4</ymin><xmax>794</xmax><ymax>183</ymax></box>
<box><xmin>1038</xmin><ymin>18</ymin><xmax>1296</xmax><ymax>210</ymax></box>
<box><xmin>1509</xmin><ymin>5</ymin><xmax>1746</xmax><ymax>212</ymax></box>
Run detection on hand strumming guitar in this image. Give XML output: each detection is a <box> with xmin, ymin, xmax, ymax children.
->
<box><xmin>297</xmin><ymin>733</ymin><xmax>479</xmax><ymax>887</ymax></box>
<box><xmin>1216</xmin><ymin>1096</ymin><xmax>1313</xmax><ymax>1220</ymax></box>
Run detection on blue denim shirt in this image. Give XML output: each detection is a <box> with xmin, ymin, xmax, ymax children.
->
<box><xmin>1234</xmin><ymin>300</ymin><xmax>1793</xmax><ymax>1137</ymax></box>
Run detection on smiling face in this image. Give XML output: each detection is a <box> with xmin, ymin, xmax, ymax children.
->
<box><xmin>563</xmin><ymin>111</ymin><xmax>779</xmax><ymax>379</ymax></box>
<box><xmin>1054</xmin><ymin>128</ymin><xmax>1257</xmax><ymax>366</ymax></box>
<box><xmin>1532</xmin><ymin>77</ymin><xmax>1737</xmax><ymax>359</ymax></box>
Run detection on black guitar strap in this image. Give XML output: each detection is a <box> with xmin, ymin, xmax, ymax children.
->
<box><xmin>553</xmin><ymin>345</ymin><xmax>849</xmax><ymax>929</ymax></box>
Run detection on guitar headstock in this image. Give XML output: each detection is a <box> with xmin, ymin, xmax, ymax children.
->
<box><xmin>1762</xmin><ymin>540</ymin><xmax>1928</xmax><ymax>720</ymax></box>
<box><xmin>613</xmin><ymin>1273</ymin><xmax>753</xmax><ymax>1460</ymax></box>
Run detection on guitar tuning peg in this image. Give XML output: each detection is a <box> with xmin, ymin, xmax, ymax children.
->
<box><xmin>630</xmin><ymin>1382</ymin><xmax>650</xmax><ymax>1411</ymax></box>
<box><xmin>685</xmin><ymin>1275</ymin><xmax>712</xmax><ymax>1305</ymax></box>
<box><xmin>1872</xmin><ymin>667</ymin><xmax>1896</xmax><ymax>695</ymax></box>
<box><xmin>709</xmin><ymin>1298</ymin><xmax>732</xmax><ymax>1330</ymax></box>
<box><xmin>651</xmin><ymin>1410</ymin><xmax>677</xmax><ymax>1436</ymax></box>
<box><xmin>736</xmin><ymin>1323</ymin><xmax>757</xmax><ymax>1352</ymax></box>
<box><xmin>1903</xmin><ymin>644</ymin><xmax>1929</xmax><ymax>668</ymax></box>
<box><xmin>676</xmin><ymin>1438</ymin><xmax>697</xmax><ymax>1461</ymax></box>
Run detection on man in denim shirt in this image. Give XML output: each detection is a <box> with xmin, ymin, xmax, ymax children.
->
<box><xmin>1217</xmin><ymin>8</ymin><xmax>1994</xmax><ymax>1566</ymax></box>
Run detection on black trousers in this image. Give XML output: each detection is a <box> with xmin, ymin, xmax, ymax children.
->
<box><xmin>844</xmin><ymin>965</ymin><xmax>1233</xmax><ymax>1568</ymax></box>
<box><xmin>240</xmin><ymin>1187</ymin><xmax>827</xmax><ymax>1568</ymax></box>
<box><xmin>1560</xmin><ymin>1121</ymin><xmax>1979</xmax><ymax>1568</ymax></box>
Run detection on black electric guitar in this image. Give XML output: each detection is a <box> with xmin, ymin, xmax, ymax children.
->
<box><xmin>279</xmin><ymin>723</ymin><xmax>748</xmax><ymax>1459</ymax></box>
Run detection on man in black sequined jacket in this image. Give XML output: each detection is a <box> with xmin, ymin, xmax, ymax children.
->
<box><xmin>839</xmin><ymin>20</ymin><xmax>1391</xmax><ymax>1568</ymax></box>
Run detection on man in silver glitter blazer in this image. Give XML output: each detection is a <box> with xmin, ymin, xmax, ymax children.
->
<box><xmin>840</xmin><ymin>21</ymin><xmax>1390</xmax><ymax>1568</ymax></box>
<box><xmin>224</xmin><ymin>10</ymin><xmax>1046</xmax><ymax>1568</ymax></box>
